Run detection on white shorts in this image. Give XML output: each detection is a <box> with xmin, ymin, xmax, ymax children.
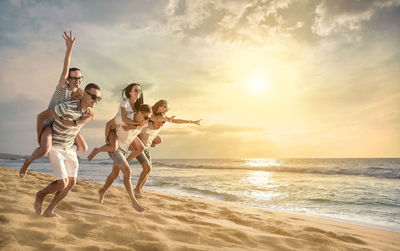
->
<box><xmin>48</xmin><ymin>146</ymin><xmax>79</xmax><ymax>180</ymax></box>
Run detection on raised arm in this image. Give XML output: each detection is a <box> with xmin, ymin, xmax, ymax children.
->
<box><xmin>37</xmin><ymin>109</ymin><xmax>56</xmax><ymax>145</ymax></box>
<box><xmin>57</xmin><ymin>31</ymin><xmax>76</xmax><ymax>90</ymax></box>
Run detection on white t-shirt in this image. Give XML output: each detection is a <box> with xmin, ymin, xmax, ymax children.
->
<box><xmin>116</xmin><ymin>124</ymin><xmax>142</xmax><ymax>152</ymax></box>
<box><xmin>114</xmin><ymin>99</ymin><xmax>135</xmax><ymax>126</ymax></box>
<box><xmin>138</xmin><ymin>121</ymin><xmax>162</xmax><ymax>148</ymax></box>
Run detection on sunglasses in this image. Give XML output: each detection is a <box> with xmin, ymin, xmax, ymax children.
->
<box><xmin>85</xmin><ymin>91</ymin><xmax>102</xmax><ymax>101</ymax></box>
<box><xmin>69</xmin><ymin>76</ymin><xmax>84</xmax><ymax>82</ymax></box>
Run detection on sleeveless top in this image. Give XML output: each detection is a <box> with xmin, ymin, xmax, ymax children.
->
<box><xmin>138</xmin><ymin>121</ymin><xmax>162</xmax><ymax>148</ymax></box>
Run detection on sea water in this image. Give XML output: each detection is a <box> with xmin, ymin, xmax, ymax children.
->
<box><xmin>2</xmin><ymin>158</ymin><xmax>399</xmax><ymax>231</ymax></box>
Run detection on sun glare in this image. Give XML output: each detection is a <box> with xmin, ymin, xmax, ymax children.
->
<box><xmin>250</xmin><ymin>75</ymin><xmax>267</xmax><ymax>92</ymax></box>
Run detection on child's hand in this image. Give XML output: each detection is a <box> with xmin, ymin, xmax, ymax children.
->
<box><xmin>71</xmin><ymin>88</ymin><xmax>83</xmax><ymax>100</ymax></box>
<box><xmin>192</xmin><ymin>119</ymin><xmax>202</xmax><ymax>125</ymax></box>
<box><xmin>139</xmin><ymin>121</ymin><xmax>148</xmax><ymax>129</ymax></box>
<box><xmin>60</xmin><ymin>118</ymin><xmax>74</xmax><ymax>127</ymax></box>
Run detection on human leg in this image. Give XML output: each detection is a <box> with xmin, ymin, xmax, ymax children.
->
<box><xmin>74</xmin><ymin>133</ymin><xmax>88</xmax><ymax>153</ymax></box>
<box><xmin>20</xmin><ymin>125</ymin><xmax>52</xmax><ymax>178</ymax></box>
<box><xmin>42</xmin><ymin>177</ymin><xmax>76</xmax><ymax>217</ymax></box>
<box><xmin>88</xmin><ymin>129</ymin><xmax>118</xmax><ymax>162</ymax></box>
<box><xmin>118</xmin><ymin>160</ymin><xmax>145</xmax><ymax>212</ymax></box>
<box><xmin>98</xmin><ymin>164</ymin><xmax>120</xmax><ymax>204</ymax></box>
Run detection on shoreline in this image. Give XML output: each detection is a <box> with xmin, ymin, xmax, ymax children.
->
<box><xmin>1</xmin><ymin>166</ymin><xmax>400</xmax><ymax>250</ymax></box>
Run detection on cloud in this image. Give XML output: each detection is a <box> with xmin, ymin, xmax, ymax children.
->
<box><xmin>164</xmin><ymin>0</ymin><xmax>303</xmax><ymax>45</ymax></box>
<box><xmin>161</xmin><ymin>123</ymin><xmax>267</xmax><ymax>136</ymax></box>
<box><xmin>312</xmin><ymin>0</ymin><xmax>400</xmax><ymax>36</ymax></box>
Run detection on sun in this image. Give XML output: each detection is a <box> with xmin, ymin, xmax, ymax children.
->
<box><xmin>250</xmin><ymin>75</ymin><xmax>267</xmax><ymax>92</ymax></box>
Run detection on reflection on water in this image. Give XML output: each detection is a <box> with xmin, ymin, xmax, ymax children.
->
<box><xmin>243</xmin><ymin>158</ymin><xmax>281</xmax><ymax>168</ymax></box>
<box><xmin>241</xmin><ymin>171</ymin><xmax>285</xmax><ymax>201</ymax></box>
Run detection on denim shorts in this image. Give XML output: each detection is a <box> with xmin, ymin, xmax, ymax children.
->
<box><xmin>108</xmin><ymin>148</ymin><xmax>128</xmax><ymax>165</ymax></box>
<box><xmin>136</xmin><ymin>148</ymin><xmax>151</xmax><ymax>165</ymax></box>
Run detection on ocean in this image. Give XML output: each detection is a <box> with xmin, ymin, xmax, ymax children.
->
<box><xmin>2</xmin><ymin>158</ymin><xmax>399</xmax><ymax>231</ymax></box>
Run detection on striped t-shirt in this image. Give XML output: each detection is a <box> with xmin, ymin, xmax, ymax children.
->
<box><xmin>52</xmin><ymin>100</ymin><xmax>88</xmax><ymax>148</ymax></box>
<box><xmin>48</xmin><ymin>84</ymin><xmax>71</xmax><ymax>110</ymax></box>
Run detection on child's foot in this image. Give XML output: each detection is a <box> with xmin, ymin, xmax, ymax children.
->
<box><xmin>19</xmin><ymin>159</ymin><xmax>30</xmax><ymax>179</ymax></box>
<box><xmin>88</xmin><ymin>148</ymin><xmax>99</xmax><ymax>162</ymax></box>
<box><xmin>132</xmin><ymin>200</ymin><xmax>145</xmax><ymax>212</ymax></box>
<box><xmin>98</xmin><ymin>189</ymin><xmax>105</xmax><ymax>204</ymax></box>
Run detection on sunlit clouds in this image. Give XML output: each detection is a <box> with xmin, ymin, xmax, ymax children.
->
<box><xmin>0</xmin><ymin>0</ymin><xmax>399</xmax><ymax>158</ymax></box>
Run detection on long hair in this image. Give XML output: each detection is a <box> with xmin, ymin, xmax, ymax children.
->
<box><xmin>122</xmin><ymin>83</ymin><xmax>143</xmax><ymax>112</ymax></box>
<box><xmin>151</xmin><ymin>99</ymin><xmax>168</xmax><ymax>116</ymax></box>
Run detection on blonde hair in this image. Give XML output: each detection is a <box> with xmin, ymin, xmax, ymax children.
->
<box><xmin>151</xmin><ymin>99</ymin><xmax>168</xmax><ymax>116</ymax></box>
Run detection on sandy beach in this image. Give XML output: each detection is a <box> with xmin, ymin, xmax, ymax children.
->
<box><xmin>0</xmin><ymin>167</ymin><xmax>399</xmax><ymax>251</ymax></box>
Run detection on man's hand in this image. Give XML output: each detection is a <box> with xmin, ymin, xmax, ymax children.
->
<box><xmin>63</xmin><ymin>31</ymin><xmax>76</xmax><ymax>49</ymax></box>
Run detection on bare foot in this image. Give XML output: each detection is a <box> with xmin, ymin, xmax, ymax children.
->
<box><xmin>88</xmin><ymin>148</ymin><xmax>99</xmax><ymax>162</ymax></box>
<box><xmin>98</xmin><ymin>189</ymin><xmax>105</xmax><ymax>204</ymax></box>
<box><xmin>34</xmin><ymin>191</ymin><xmax>44</xmax><ymax>215</ymax></box>
<box><xmin>19</xmin><ymin>159</ymin><xmax>30</xmax><ymax>179</ymax></box>
<box><xmin>43</xmin><ymin>211</ymin><xmax>61</xmax><ymax>218</ymax></box>
<box><xmin>134</xmin><ymin>190</ymin><xmax>146</xmax><ymax>198</ymax></box>
<box><xmin>132</xmin><ymin>200</ymin><xmax>145</xmax><ymax>212</ymax></box>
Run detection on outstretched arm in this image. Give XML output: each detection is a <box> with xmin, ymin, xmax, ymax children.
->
<box><xmin>150</xmin><ymin>115</ymin><xmax>175</xmax><ymax>123</ymax></box>
<box><xmin>57</xmin><ymin>31</ymin><xmax>76</xmax><ymax>90</ymax></box>
<box><xmin>171</xmin><ymin>118</ymin><xmax>201</xmax><ymax>125</ymax></box>
<box><xmin>37</xmin><ymin>109</ymin><xmax>56</xmax><ymax>145</ymax></box>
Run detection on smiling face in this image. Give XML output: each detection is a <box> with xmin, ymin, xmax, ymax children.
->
<box><xmin>128</xmin><ymin>84</ymin><xmax>142</xmax><ymax>101</ymax></box>
<box><xmin>83</xmin><ymin>88</ymin><xmax>101</xmax><ymax>108</ymax></box>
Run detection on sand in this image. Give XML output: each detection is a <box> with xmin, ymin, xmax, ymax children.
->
<box><xmin>0</xmin><ymin>167</ymin><xmax>399</xmax><ymax>251</ymax></box>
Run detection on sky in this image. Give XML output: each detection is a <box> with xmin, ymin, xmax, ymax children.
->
<box><xmin>0</xmin><ymin>0</ymin><xmax>399</xmax><ymax>158</ymax></box>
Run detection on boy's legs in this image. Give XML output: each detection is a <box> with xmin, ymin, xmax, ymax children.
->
<box><xmin>88</xmin><ymin>129</ymin><xmax>117</xmax><ymax>162</ymax></box>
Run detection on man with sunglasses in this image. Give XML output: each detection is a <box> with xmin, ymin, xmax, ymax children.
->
<box><xmin>34</xmin><ymin>83</ymin><xmax>101</xmax><ymax>217</ymax></box>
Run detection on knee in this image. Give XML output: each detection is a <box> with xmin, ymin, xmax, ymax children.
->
<box><xmin>38</xmin><ymin>145</ymin><xmax>51</xmax><ymax>156</ymax></box>
<box><xmin>144</xmin><ymin>164</ymin><xmax>152</xmax><ymax>174</ymax></box>
<box><xmin>68</xmin><ymin>178</ymin><xmax>77</xmax><ymax>188</ymax></box>
<box><xmin>77</xmin><ymin>143</ymin><xmax>88</xmax><ymax>153</ymax></box>
<box><xmin>154</xmin><ymin>136</ymin><xmax>162</xmax><ymax>144</ymax></box>
<box><xmin>111</xmin><ymin>144</ymin><xmax>118</xmax><ymax>153</ymax></box>
<box><xmin>57</xmin><ymin>179</ymin><xmax>69</xmax><ymax>190</ymax></box>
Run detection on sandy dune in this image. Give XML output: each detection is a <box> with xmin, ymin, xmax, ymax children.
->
<box><xmin>0</xmin><ymin>167</ymin><xmax>399</xmax><ymax>250</ymax></box>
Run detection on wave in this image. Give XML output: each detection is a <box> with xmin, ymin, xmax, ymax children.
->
<box><xmin>151</xmin><ymin>161</ymin><xmax>400</xmax><ymax>179</ymax></box>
